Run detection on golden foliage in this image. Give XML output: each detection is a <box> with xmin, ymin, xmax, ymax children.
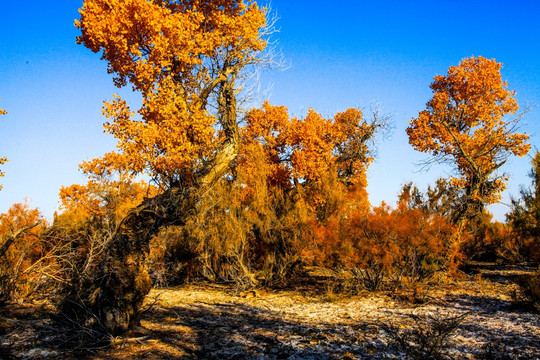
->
<box><xmin>58</xmin><ymin>177</ymin><xmax>157</xmax><ymax>229</ymax></box>
<box><xmin>0</xmin><ymin>203</ymin><xmax>47</xmax><ymax>301</ymax></box>
<box><xmin>240</xmin><ymin>102</ymin><xmax>376</xmax><ymax>217</ymax></box>
<box><xmin>308</xmin><ymin>194</ymin><xmax>458</xmax><ymax>280</ymax></box>
<box><xmin>407</xmin><ymin>56</ymin><xmax>529</xmax><ymax>212</ymax></box>
<box><xmin>75</xmin><ymin>0</ymin><xmax>267</xmax><ymax>185</ymax></box>
<box><xmin>150</xmin><ymin>101</ymin><xmax>385</xmax><ymax>285</ymax></box>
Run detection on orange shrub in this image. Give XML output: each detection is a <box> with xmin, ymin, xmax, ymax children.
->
<box><xmin>0</xmin><ymin>202</ymin><xmax>47</xmax><ymax>302</ymax></box>
<box><xmin>308</xmin><ymin>197</ymin><xmax>458</xmax><ymax>282</ymax></box>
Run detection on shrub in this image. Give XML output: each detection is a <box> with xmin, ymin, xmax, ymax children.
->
<box><xmin>0</xmin><ymin>203</ymin><xmax>47</xmax><ymax>304</ymax></box>
<box><xmin>309</xmin><ymin>198</ymin><xmax>457</xmax><ymax>291</ymax></box>
<box><xmin>516</xmin><ymin>270</ymin><xmax>540</xmax><ymax>312</ymax></box>
<box><xmin>379</xmin><ymin>311</ymin><xmax>469</xmax><ymax>360</ymax></box>
<box><xmin>461</xmin><ymin>212</ymin><xmax>524</xmax><ymax>264</ymax></box>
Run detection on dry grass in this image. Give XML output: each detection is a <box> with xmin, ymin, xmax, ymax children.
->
<box><xmin>0</xmin><ymin>264</ymin><xmax>539</xmax><ymax>359</ymax></box>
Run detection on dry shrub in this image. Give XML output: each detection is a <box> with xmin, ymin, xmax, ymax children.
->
<box><xmin>506</xmin><ymin>151</ymin><xmax>540</xmax><ymax>265</ymax></box>
<box><xmin>52</xmin><ymin>175</ymin><xmax>159</xmax><ymax>325</ymax></box>
<box><xmin>351</xmin><ymin>264</ymin><xmax>386</xmax><ymax>291</ymax></box>
<box><xmin>143</xmin><ymin>102</ymin><xmax>387</xmax><ymax>288</ymax></box>
<box><xmin>461</xmin><ymin>212</ymin><xmax>525</xmax><ymax>264</ymax></box>
<box><xmin>148</xmin><ymin>173</ymin><xmax>310</xmax><ymax>288</ymax></box>
<box><xmin>309</xmin><ymin>198</ymin><xmax>457</xmax><ymax>294</ymax></box>
<box><xmin>379</xmin><ymin>311</ymin><xmax>469</xmax><ymax>360</ymax></box>
<box><xmin>516</xmin><ymin>270</ymin><xmax>540</xmax><ymax>312</ymax></box>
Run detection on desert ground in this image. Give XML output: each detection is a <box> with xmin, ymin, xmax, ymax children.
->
<box><xmin>1</xmin><ymin>263</ymin><xmax>538</xmax><ymax>360</ymax></box>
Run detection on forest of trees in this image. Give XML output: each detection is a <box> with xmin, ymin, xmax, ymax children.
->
<box><xmin>1</xmin><ymin>0</ymin><xmax>538</xmax><ymax>341</ymax></box>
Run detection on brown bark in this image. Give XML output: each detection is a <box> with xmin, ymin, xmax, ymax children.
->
<box><xmin>64</xmin><ymin>81</ymin><xmax>240</xmax><ymax>336</ymax></box>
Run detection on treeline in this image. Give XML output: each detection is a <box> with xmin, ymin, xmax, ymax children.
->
<box><xmin>1</xmin><ymin>117</ymin><xmax>539</xmax><ymax>307</ymax></box>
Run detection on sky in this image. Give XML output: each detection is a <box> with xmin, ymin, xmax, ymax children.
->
<box><xmin>1</xmin><ymin>0</ymin><xmax>539</xmax><ymax>222</ymax></box>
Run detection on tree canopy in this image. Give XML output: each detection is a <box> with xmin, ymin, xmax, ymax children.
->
<box><xmin>76</xmin><ymin>0</ymin><xmax>268</xmax><ymax>187</ymax></box>
<box><xmin>407</xmin><ymin>56</ymin><xmax>530</xmax><ymax>222</ymax></box>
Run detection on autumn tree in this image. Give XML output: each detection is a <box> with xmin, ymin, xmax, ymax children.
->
<box><xmin>58</xmin><ymin>171</ymin><xmax>157</xmax><ymax>231</ymax></box>
<box><xmin>71</xmin><ymin>0</ymin><xmax>269</xmax><ymax>334</ymax></box>
<box><xmin>240</xmin><ymin>102</ymin><xmax>388</xmax><ymax>218</ymax></box>
<box><xmin>0</xmin><ymin>203</ymin><xmax>46</xmax><ymax>303</ymax></box>
<box><xmin>407</xmin><ymin>56</ymin><xmax>530</xmax><ymax>230</ymax></box>
<box><xmin>236</xmin><ymin>102</ymin><xmax>388</xmax><ymax>282</ymax></box>
<box><xmin>152</xmin><ymin>102</ymin><xmax>387</xmax><ymax>287</ymax></box>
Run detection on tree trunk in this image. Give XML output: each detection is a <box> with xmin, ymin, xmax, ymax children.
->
<box><xmin>63</xmin><ymin>82</ymin><xmax>239</xmax><ymax>336</ymax></box>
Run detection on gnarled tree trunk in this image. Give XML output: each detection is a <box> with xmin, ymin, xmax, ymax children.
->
<box><xmin>64</xmin><ymin>82</ymin><xmax>239</xmax><ymax>335</ymax></box>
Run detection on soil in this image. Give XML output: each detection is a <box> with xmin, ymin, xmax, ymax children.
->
<box><xmin>1</xmin><ymin>263</ymin><xmax>538</xmax><ymax>359</ymax></box>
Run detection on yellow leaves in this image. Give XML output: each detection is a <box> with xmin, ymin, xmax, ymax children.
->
<box><xmin>287</xmin><ymin>109</ymin><xmax>335</xmax><ymax>182</ymax></box>
<box><xmin>76</xmin><ymin>0</ymin><xmax>267</xmax><ymax>186</ymax></box>
<box><xmin>58</xmin><ymin>178</ymin><xmax>157</xmax><ymax>227</ymax></box>
<box><xmin>407</xmin><ymin>56</ymin><xmax>530</xmax><ymax>207</ymax></box>
<box><xmin>240</xmin><ymin>102</ymin><xmax>377</xmax><ymax>218</ymax></box>
<box><xmin>77</xmin><ymin>0</ymin><xmax>266</xmax><ymax>93</ymax></box>
<box><xmin>0</xmin><ymin>157</ymin><xmax>6</xmax><ymax>191</ymax></box>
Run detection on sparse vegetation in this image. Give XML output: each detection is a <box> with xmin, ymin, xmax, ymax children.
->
<box><xmin>379</xmin><ymin>311</ymin><xmax>469</xmax><ymax>360</ymax></box>
<box><xmin>516</xmin><ymin>270</ymin><xmax>540</xmax><ymax>312</ymax></box>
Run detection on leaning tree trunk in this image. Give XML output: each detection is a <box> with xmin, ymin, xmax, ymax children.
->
<box><xmin>64</xmin><ymin>82</ymin><xmax>239</xmax><ymax>335</ymax></box>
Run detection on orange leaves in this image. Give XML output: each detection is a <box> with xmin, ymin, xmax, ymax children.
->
<box><xmin>76</xmin><ymin>0</ymin><xmax>266</xmax><ymax>92</ymax></box>
<box><xmin>63</xmin><ymin>151</ymin><xmax>158</xmax><ymax>227</ymax></box>
<box><xmin>0</xmin><ymin>203</ymin><xmax>45</xmax><ymax>279</ymax></box>
<box><xmin>240</xmin><ymin>102</ymin><xmax>378</xmax><ymax>216</ymax></box>
<box><xmin>287</xmin><ymin>109</ymin><xmax>335</xmax><ymax>182</ymax></box>
<box><xmin>307</xmin><ymin>199</ymin><xmax>457</xmax><ymax>275</ymax></box>
<box><xmin>76</xmin><ymin>0</ymin><xmax>267</xmax><ymax>186</ymax></box>
<box><xmin>407</xmin><ymin>56</ymin><xmax>530</xmax><ymax>210</ymax></box>
<box><xmin>0</xmin><ymin>157</ymin><xmax>6</xmax><ymax>191</ymax></box>
<box><xmin>58</xmin><ymin>178</ymin><xmax>157</xmax><ymax>227</ymax></box>
<box><xmin>0</xmin><ymin>202</ymin><xmax>43</xmax><ymax>238</ymax></box>
<box><xmin>242</xmin><ymin>102</ymin><xmax>375</xmax><ymax>185</ymax></box>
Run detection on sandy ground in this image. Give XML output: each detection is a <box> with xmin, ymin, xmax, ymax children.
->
<box><xmin>1</xmin><ymin>264</ymin><xmax>539</xmax><ymax>359</ymax></box>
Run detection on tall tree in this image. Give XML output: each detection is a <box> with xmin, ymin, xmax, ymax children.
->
<box><xmin>71</xmin><ymin>0</ymin><xmax>268</xmax><ymax>334</ymax></box>
<box><xmin>407</xmin><ymin>56</ymin><xmax>530</xmax><ymax>228</ymax></box>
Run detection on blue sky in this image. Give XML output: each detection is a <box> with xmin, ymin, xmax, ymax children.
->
<box><xmin>1</xmin><ymin>0</ymin><xmax>539</xmax><ymax>221</ymax></box>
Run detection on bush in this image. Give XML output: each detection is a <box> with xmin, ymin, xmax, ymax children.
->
<box><xmin>309</xmin><ymin>199</ymin><xmax>457</xmax><ymax>292</ymax></box>
<box><xmin>517</xmin><ymin>270</ymin><xmax>540</xmax><ymax>312</ymax></box>
<box><xmin>461</xmin><ymin>212</ymin><xmax>524</xmax><ymax>264</ymax></box>
<box><xmin>0</xmin><ymin>203</ymin><xmax>48</xmax><ymax>304</ymax></box>
<box><xmin>379</xmin><ymin>311</ymin><xmax>469</xmax><ymax>360</ymax></box>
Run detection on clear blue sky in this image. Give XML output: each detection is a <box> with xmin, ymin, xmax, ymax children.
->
<box><xmin>1</xmin><ymin>1</ymin><xmax>539</xmax><ymax>221</ymax></box>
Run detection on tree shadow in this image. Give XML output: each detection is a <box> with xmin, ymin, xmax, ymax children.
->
<box><xmin>113</xmin><ymin>301</ymin><xmax>385</xmax><ymax>359</ymax></box>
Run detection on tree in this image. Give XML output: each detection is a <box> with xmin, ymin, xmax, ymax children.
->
<box><xmin>407</xmin><ymin>56</ymin><xmax>530</xmax><ymax>228</ymax></box>
<box><xmin>154</xmin><ymin>102</ymin><xmax>388</xmax><ymax>287</ymax></box>
<box><xmin>71</xmin><ymin>0</ymin><xmax>269</xmax><ymax>334</ymax></box>
<box><xmin>240</xmin><ymin>102</ymin><xmax>387</xmax><ymax>218</ymax></box>
<box><xmin>58</xmin><ymin>174</ymin><xmax>157</xmax><ymax>230</ymax></box>
<box><xmin>0</xmin><ymin>203</ymin><xmax>45</xmax><ymax>303</ymax></box>
<box><xmin>0</xmin><ymin>101</ymin><xmax>7</xmax><ymax>191</ymax></box>
<box><xmin>507</xmin><ymin>151</ymin><xmax>540</xmax><ymax>263</ymax></box>
<box><xmin>236</xmin><ymin>102</ymin><xmax>388</xmax><ymax>283</ymax></box>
